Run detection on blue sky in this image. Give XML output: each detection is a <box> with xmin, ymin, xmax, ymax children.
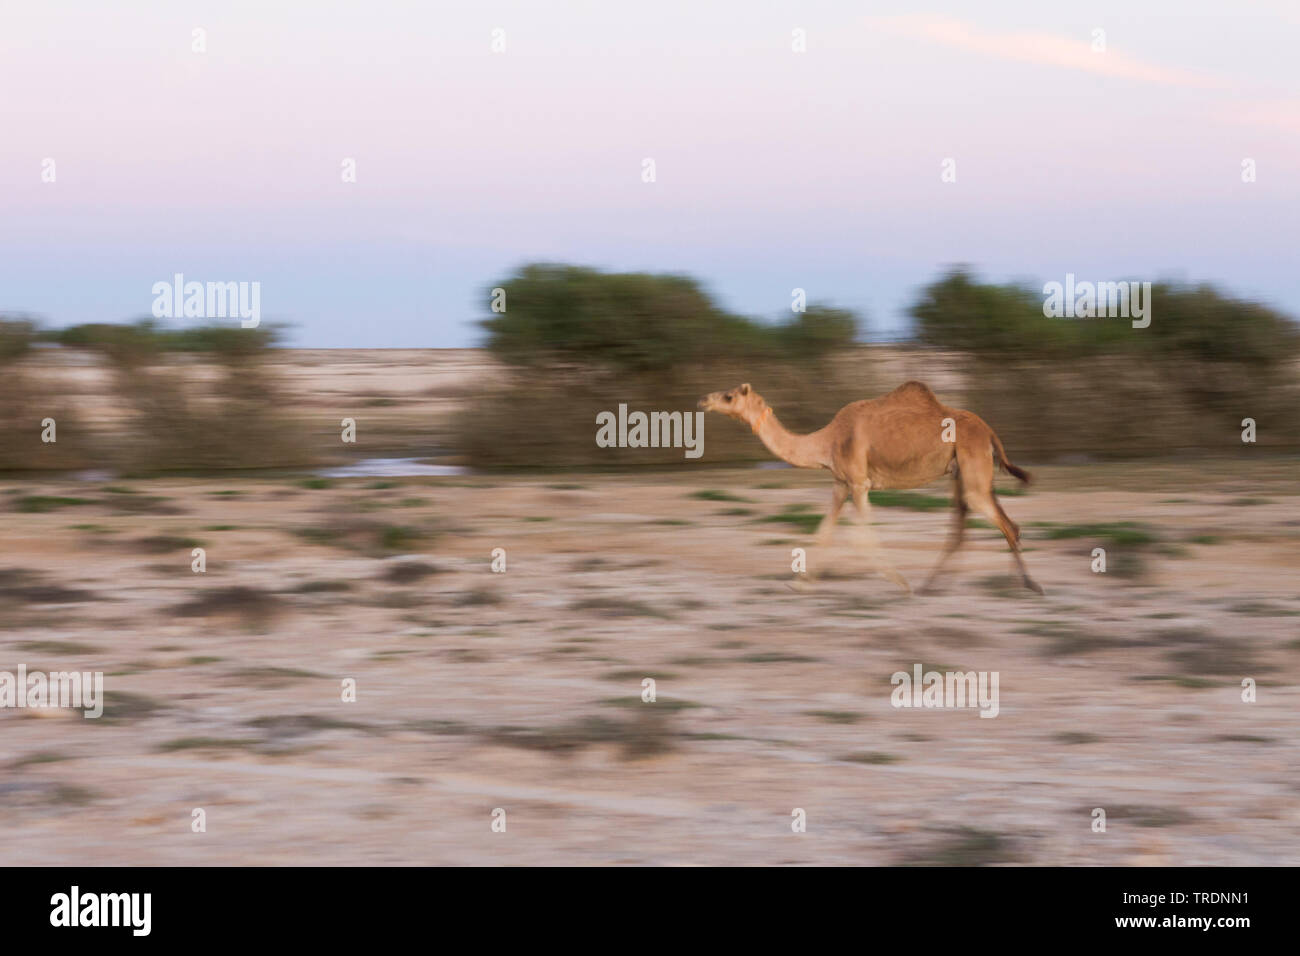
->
<box><xmin>2</xmin><ymin>0</ymin><xmax>1297</xmax><ymax>345</ymax></box>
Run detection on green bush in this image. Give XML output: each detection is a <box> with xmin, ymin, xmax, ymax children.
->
<box><xmin>911</xmin><ymin>268</ymin><xmax>1298</xmax><ymax>365</ymax></box>
<box><xmin>462</xmin><ymin>264</ymin><xmax>866</xmax><ymax>468</ymax></box>
<box><xmin>42</xmin><ymin>319</ymin><xmax>280</xmax><ymax>359</ymax></box>
<box><xmin>481</xmin><ymin>264</ymin><xmax>857</xmax><ymax>373</ymax></box>
<box><xmin>909</xmin><ymin>270</ymin><xmax>1300</xmax><ymax>458</ymax></box>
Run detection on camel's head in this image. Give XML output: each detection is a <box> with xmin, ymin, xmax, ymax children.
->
<box><xmin>698</xmin><ymin>383</ymin><xmax>765</xmax><ymax>425</ymax></box>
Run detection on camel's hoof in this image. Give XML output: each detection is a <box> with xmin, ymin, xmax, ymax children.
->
<box><xmin>786</xmin><ymin>576</ymin><xmax>814</xmax><ymax>593</ymax></box>
<box><xmin>1024</xmin><ymin>577</ymin><xmax>1046</xmax><ymax>595</ymax></box>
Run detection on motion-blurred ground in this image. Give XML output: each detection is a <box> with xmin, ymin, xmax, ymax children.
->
<box><xmin>1</xmin><ymin>350</ymin><xmax>1297</xmax><ymax>865</ymax></box>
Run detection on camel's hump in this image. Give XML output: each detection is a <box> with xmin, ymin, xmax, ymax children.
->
<box><xmin>886</xmin><ymin>380</ymin><xmax>941</xmax><ymax>403</ymax></box>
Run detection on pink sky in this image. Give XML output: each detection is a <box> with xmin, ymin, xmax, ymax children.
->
<box><xmin>2</xmin><ymin>0</ymin><xmax>1297</xmax><ymax>345</ymax></box>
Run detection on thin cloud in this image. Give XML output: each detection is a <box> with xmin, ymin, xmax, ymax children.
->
<box><xmin>870</xmin><ymin>14</ymin><xmax>1229</xmax><ymax>90</ymax></box>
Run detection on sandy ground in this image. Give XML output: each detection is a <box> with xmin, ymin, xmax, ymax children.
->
<box><xmin>2</xmin><ymin>456</ymin><xmax>1298</xmax><ymax>865</ymax></box>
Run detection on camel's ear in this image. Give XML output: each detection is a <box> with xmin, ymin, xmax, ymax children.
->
<box><xmin>739</xmin><ymin>383</ymin><xmax>750</xmax><ymax>394</ymax></box>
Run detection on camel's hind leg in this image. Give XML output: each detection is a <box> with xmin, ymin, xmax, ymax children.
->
<box><xmin>850</xmin><ymin>483</ymin><xmax>911</xmax><ymax>594</ymax></box>
<box><xmin>919</xmin><ymin>476</ymin><xmax>968</xmax><ymax>594</ymax></box>
<box><xmin>957</xmin><ymin>437</ymin><xmax>1043</xmax><ymax>594</ymax></box>
<box><xmin>964</xmin><ymin>490</ymin><xmax>1043</xmax><ymax>594</ymax></box>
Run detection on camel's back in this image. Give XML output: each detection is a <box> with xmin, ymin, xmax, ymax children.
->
<box><xmin>835</xmin><ymin>381</ymin><xmax>947</xmax><ymax>422</ymax></box>
<box><xmin>879</xmin><ymin>380</ymin><xmax>944</xmax><ymax>409</ymax></box>
<box><xmin>830</xmin><ymin>381</ymin><xmax>957</xmax><ymax>485</ymax></box>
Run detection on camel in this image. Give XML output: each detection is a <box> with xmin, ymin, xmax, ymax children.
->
<box><xmin>698</xmin><ymin>381</ymin><xmax>1042</xmax><ymax>595</ymax></box>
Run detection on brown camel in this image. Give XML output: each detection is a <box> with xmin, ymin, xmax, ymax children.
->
<box><xmin>698</xmin><ymin>381</ymin><xmax>1042</xmax><ymax>595</ymax></box>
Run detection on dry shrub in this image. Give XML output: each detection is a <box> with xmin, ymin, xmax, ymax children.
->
<box><xmin>107</xmin><ymin>351</ymin><xmax>308</xmax><ymax>473</ymax></box>
<box><xmin>1</xmin><ymin>319</ymin><xmax>309</xmax><ymax>474</ymax></box>
<box><xmin>0</xmin><ymin>360</ymin><xmax>96</xmax><ymax>472</ymax></box>
<box><xmin>964</xmin><ymin>355</ymin><xmax>1300</xmax><ymax>460</ymax></box>
<box><xmin>454</xmin><ymin>354</ymin><xmax>882</xmax><ymax>469</ymax></box>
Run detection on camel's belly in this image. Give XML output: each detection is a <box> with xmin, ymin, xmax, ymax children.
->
<box><xmin>867</xmin><ymin>453</ymin><xmax>954</xmax><ymax>490</ymax></box>
<box><xmin>868</xmin><ymin>469</ymin><xmax>949</xmax><ymax>491</ymax></box>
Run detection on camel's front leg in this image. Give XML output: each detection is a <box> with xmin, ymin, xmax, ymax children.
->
<box><xmin>788</xmin><ymin>482</ymin><xmax>849</xmax><ymax>591</ymax></box>
<box><xmin>851</xmin><ymin>484</ymin><xmax>911</xmax><ymax>594</ymax></box>
<box><xmin>814</xmin><ymin>482</ymin><xmax>849</xmax><ymax>548</ymax></box>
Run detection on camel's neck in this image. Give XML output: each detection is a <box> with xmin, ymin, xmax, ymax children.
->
<box><xmin>750</xmin><ymin>406</ymin><xmax>830</xmax><ymax>469</ymax></box>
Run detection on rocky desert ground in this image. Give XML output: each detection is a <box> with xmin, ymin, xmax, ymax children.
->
<box><xmin>1</xmin><ymin>351</ymin><xmax>1298</xmax><ymax>865</ymax></box>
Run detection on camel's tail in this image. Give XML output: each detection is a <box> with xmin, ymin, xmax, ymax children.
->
<box><xmin>990</xmin><ymin>431</ymin><xmax>1032</xmax><ymax>485</ymax></box>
